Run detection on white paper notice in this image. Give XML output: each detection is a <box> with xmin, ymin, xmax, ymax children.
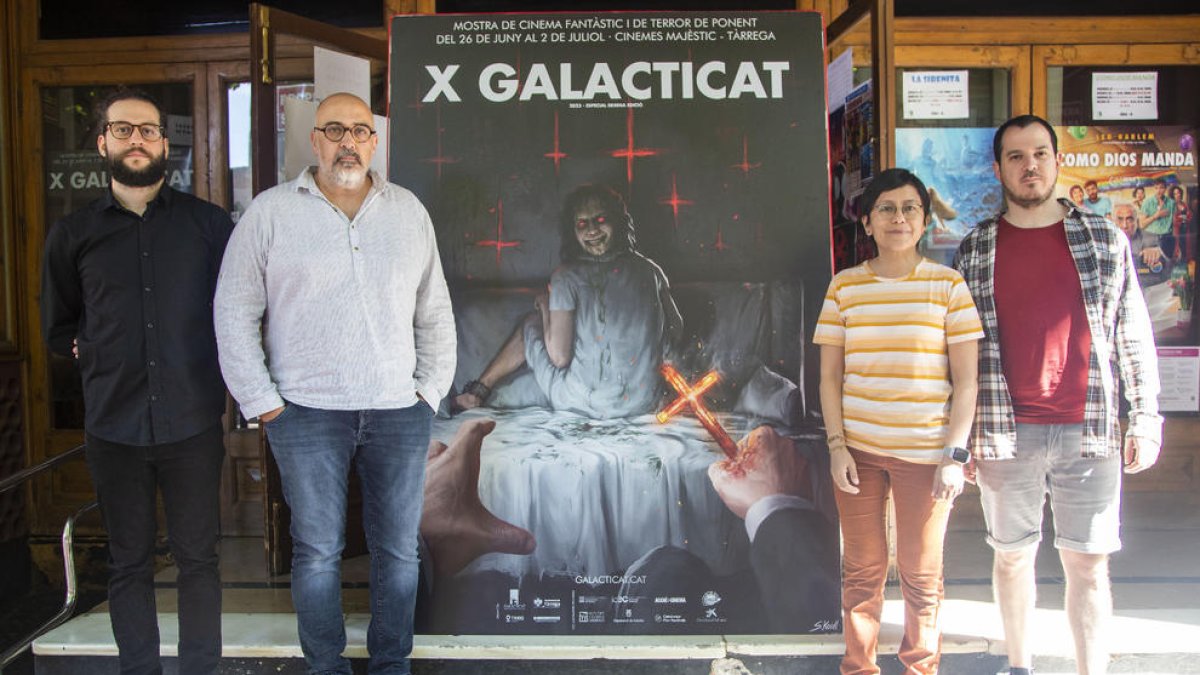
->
<box><xmin>283</xmin><ymin>96</ymin><xmax>318</xmax><ymax>183</ymax></box>
<box><xmin>370</xmin><ymin>114</ymin><xmax>388</xmax><ymax>176</ymax></box>
<box><xmin>902</xmin><ymin>70</ymin><xmax>969</xmax><ymax>120</ymax></box>
<box><xmin>314</xmin><ymin>46</ymin><xmax>371</xmax><ymax>103</ymax></box>
<box><xmin>282</xmin><ymin>96</ymin><xmax>388</xmax><ymax>183</ymax></box>
<box><xmin>1158</xmin><ymin>346</ymin><xmax>1200</xmax><ymax>412</ymax></box>
<box><xmin>827</xmin><ymin>49</ymin><xmax>854</xmax><ymax>112</ymax></box>
<box><xmin>1092</xmin><ymin>72</ymin><xmax>1158</xmax><ymax>121</ymax></box>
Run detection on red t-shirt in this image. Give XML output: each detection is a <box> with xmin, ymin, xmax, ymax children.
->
<box><xmin>994</xmin><ymin>218</ymin><xmax>1090</xmax><ymax>423</ymax></box>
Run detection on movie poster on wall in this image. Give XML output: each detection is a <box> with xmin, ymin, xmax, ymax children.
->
<box><xmin>831</xmin><ymin>82</ymin><xmax>875</xmax><ymax>271</ymax></box>
<box><xmin>894</xmin><ymin>127</ymin><xmax>1003</xmax><ymax>267</ymax></box>
<box><xmin>1055</xmin><ymin>124</ymin><xmax>1198</xmax><ymax>342</ymax></box>
<box><xmin>390</xmin><ymin>11</ymin><xmax>840</xmax><ymax>635</ymax></box>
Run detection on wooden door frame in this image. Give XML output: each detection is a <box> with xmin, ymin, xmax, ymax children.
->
<box><xmin>205</xmin><ymin>60</ymin><xmax>272</xmax><ymax>536</ymax></box>
<box><xmin>827</xmin><ymin>0</ymin><xmax>896</xmax><ymax>174</ymax></box>
<box><xmin>895</xmin><ymin>45</ymin><xmax>1032</xmax><ymax>114</ymax></box>
<box><xmin>1031</xmin><ymin>44</ymin><xmax>1200</xmax><ymax>495</ymax></box>
<box><xmin>1032</xmin><ymin>43</ymin><xmax>1200</xmax><ymax>118</ymax></box>
<box><xmin>249</xmin><ymin>3</ymin><xmax>388</xmax><ymax>195</ymax></box>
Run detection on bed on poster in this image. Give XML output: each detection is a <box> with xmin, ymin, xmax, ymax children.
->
<box><xmin>389</xmin><ymin>11</ymin><xmax>838</xmax><ymax>635</ymax></box>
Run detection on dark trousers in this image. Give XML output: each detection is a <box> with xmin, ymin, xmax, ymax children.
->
<box><xmin>85</xmin><ymin>425</ymin><xmax>225</xmax><ymax>675</ymax></box>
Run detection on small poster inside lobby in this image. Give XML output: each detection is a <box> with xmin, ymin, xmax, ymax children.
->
<box><xmin>1056</xmin><ymin>124</ymin><xmax>1198</xmax><ymax>342</ymax></box>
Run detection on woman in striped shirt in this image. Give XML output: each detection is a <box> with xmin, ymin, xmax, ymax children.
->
<box><xmin>815</xmin><ymin>168</ymin><xmax>983</xmax><ymax>675</ymax></box>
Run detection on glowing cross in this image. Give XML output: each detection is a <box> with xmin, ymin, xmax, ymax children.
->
<box><xmin>475</xmin><ymin>198</ymin><xmax>521</xmax><ymax>266</ymax></box>
<box><xmin>421</xmin><ymin>105</ymin><xmax>458</xmax><ymax>181</ymax></box>
<box><xmin>712</xmin><ymin>226</ymin><xmax>731</xmax><ymax>253</ymax></box>
<box><xmin>543</xmin><ymin>110</ymin><xmax>568</xmax><ymax>174</ymax></box>
<box><xmin>658</xmin><ymin>174</ymin><xmax>693</xmax><ymax>229</ymax></box>
<box><xmin>610</xmin><ymin>106</ymin><xmax>660</xmax><ymax>184</ymax></box>
<box><xmin>657</xmin><ymin>364</ymin><xmax>739</xmax><ymax>459</ymax></box>
<box><xmin>731</xmin><ymin>135</ymin><xmax>761</xmax><ymax>176</ymax></box>
<box><xmin>407</xmin><ymin>82</ymin><xmax>426</xmax><ymax>116</ymax></box>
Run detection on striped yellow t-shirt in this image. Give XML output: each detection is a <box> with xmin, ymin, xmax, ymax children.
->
<box><xmin>813</xmin><ymin>258</ymin><xmax>984</xmax><ymax>463</ymax></box>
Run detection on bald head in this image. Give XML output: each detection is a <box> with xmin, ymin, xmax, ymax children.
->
<box><xmin>311</xmin><ymin>92</ymin><xmax>377</xmax><ymax>192</ymax></box>
<box><xmin>1113</xmin><ymin>202</ymin><xmax>1138</xmax><ymax>237</ymax></box>
<box><xmin>317</xmin><ymin>92</ymin><xmax>371</xmax><ymax>119</ymax></box>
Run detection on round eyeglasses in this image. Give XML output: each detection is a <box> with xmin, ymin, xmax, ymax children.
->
<box><xmin>106</xmin><ymin>121</ymin><xmax>166</xmax><ymax>142</ymax></box>
<box><xmin>313</xmin><ymin>123</ymin><xmax>376</xmax><ymax>143</ymax></box>
<box><xmin>872</xmin><ymin>203</ymin><xmax>924</xmax><ymax>220</ymax></box>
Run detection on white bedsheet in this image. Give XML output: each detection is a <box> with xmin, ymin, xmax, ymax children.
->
<box><xmin>431</xmin><ymin>408</ymin><xmax>753</xmax><ymax>579</ymax></box>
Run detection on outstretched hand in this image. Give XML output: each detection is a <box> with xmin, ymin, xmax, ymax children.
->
<box><xmin>421</xmin><ymin>418</ymin><xmax>536</xmax><ymax>579</ymax></box>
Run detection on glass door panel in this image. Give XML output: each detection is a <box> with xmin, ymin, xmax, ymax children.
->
<box><xmin>1038</xmin><ymin>46</ymin><xmax>1200</xmax><ymax>344</ymax></box>
<box><xmin>893</xmin><ymin>45</ymin><xmax>1029</xmax><ymax>265</ymax></box>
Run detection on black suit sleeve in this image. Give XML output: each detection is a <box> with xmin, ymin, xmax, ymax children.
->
<box><xmin>749</xmin><ymin>507</ymin><xmax>842</xmax><ymax>633</ymax></box>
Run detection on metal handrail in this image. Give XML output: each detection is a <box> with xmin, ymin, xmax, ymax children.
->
<box><xmin>0</xmin><ymin>444</ymin><xmax>97</xmax><ymax>671</ymax></box>
<box><xmin>0</xmin><ymin>444</ymin><xmax>86</xmax><ymax>495</ymax></box>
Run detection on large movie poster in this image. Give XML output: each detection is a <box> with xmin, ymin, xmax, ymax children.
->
<box><xmin>390</xmin><ymin>11</ymin><xmax>838</xmax><ymax>635</ymax></box>
<box><xmin>1056</xmin><ymin>125</ymin><xmax>1198</xmax><ymax>342</ymax></box>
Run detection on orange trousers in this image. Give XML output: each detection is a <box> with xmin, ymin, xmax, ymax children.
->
<box><xmin>833</xmin><ymin>448</ymin><xmax>952</xmax><ymax>675</ymax></box>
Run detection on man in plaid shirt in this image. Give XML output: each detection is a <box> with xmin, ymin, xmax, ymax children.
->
<box><xmin>953</xmin><ymin>115</ymin><xmax>1162</xmax><ymax>675</ymax></box>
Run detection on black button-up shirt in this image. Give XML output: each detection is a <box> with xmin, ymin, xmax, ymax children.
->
<box><xmin>41</xmin><ymin>186</ymin><xmax>235</xmax><ymax>446</ymax></box>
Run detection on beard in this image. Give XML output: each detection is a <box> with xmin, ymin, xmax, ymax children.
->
<box><xmin>330</xmin><ymin>165</ymin><xmax>368</xmax><ymax>189</ymax></box>
<box><xmin>327</xmin><ymin>149</ymin><xmax>368</xmax><ymax>189</ymax></box>
<box><xmin>1002</xmin><ymin>174</ymin><xmax>1057</xmax><ymax>210</ymax></box>
<box><xmin>108</xmin><ymin>149</ymin><xmax>167</xmax><ymax>188</ymax></box>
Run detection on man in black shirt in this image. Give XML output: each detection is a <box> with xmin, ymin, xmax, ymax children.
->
<box><xmin>41</xmin><ymin>88</ymin><xmax>234</xmax><ymax>675</ymax></box>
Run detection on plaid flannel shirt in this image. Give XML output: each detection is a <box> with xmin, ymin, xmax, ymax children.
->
<box><xmin>952</xmin><ymin>199</ymin><xmax>1162</xmax><ymax>459</ymax></box>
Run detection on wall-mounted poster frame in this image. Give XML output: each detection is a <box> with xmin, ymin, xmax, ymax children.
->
<box><xmin>392</xmin><ymin>9</ymin><xmax>840</xmax><ymax>637</ymax></box>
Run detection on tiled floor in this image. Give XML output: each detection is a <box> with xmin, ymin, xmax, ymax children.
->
<box><xmin>33</xmin><ymin>490</ymin><xmax>1200</xmax><ymax>665</ymax></box>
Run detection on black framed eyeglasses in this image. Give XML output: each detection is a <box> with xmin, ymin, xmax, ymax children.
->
<box><xmin>313</xmin><ymin>123</ymin><xmax>376</xmax><ymax>143</ymax></box>
<box><xmin>106</xmin><ymin>121</ymin><xmax>166</xmax><ymax>141</ymax></box>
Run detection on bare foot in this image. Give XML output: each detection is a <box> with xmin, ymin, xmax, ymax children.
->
<box><xmin>421</xmin><ymin>418</ymin><xmax>536</xmax><ymax>578</ymax></box>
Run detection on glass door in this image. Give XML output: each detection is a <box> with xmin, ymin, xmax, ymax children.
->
<box><xmin>894</xmin><ymin>45</ymin><xmax>1030</xmax><ymax>265</ymax></box>
<box><xmin>1036</xmin><ymin>45</ymin><xmax>1200</xmax><ymax>493</ymax></box>
<box><xmin>22</xmin><ymin>63</ymin><xmax>206</xmax><ymax>529</ymax></box>
<box><xmin>1036</xmin><ymin>46</ymin><xmax>1200</xmax><ymax>346</ymax></box>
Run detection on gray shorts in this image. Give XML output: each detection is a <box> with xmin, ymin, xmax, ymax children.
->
<box><xmin>976</xmin><ymin>423</ymin><xmax>1123</xmax><ymax>554</ymax></box>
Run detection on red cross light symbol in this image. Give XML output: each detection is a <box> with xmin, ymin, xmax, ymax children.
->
<box><xmin>475</xmin><ymin>198</ymin><xmax>521</xmax><ymax>267</ymax></box>
<box><xmin>657</xmin><ymin>364</ymin><xmax>739</xmax><ymax>460</ymax></box>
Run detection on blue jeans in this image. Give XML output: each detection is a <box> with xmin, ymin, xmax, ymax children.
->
<box><xmin>265</xmin><ymin>401</ymin><xmax>433</xmax><ymax>675</ymax></box>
